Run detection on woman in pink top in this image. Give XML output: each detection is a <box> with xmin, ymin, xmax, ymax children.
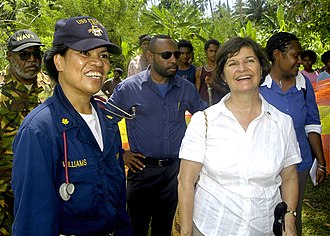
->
<box><xmin>300</xmin><ymin>50</ymin><xmax>319</xmax><ymax>84</ymax></box>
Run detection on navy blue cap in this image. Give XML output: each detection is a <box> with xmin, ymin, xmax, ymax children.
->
<box><xmin>8</xmin><ymin>30</ymin><xmax>44</xmax><ymax>52</ymax></box>
<box><xmin>52</xmin><ymin>16</ymin><xmax>121</xmax><ymax>55</ymax></box>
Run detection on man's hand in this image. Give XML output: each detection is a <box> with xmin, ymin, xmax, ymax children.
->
<box><xmin>123</xmin><ymin>150</ymin><xmax>145</xmax><ymax>172</ymax></box>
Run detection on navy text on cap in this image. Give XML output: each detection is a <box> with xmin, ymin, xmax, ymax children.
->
<box><xmin>8</xmin><ymin>30</ymin><xmax>44</xmax><ymax>52</ymax></box>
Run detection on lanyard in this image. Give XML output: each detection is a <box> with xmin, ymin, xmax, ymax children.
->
<box><xmin>63</xmin><ymin>131</ymin><xmax>69</xmax><ymax>184</ymax></box>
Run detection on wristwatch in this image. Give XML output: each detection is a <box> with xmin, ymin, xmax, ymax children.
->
<box><xmin>286</xmin><ymin>210</ymin><xmax>297</xmax><ymax>217</ymax></box>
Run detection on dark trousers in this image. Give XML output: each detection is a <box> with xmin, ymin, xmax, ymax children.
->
<box><xmin>126</xmin><ymin>159</ymin><xmax>180</xmax><ymax>236</ymax></box>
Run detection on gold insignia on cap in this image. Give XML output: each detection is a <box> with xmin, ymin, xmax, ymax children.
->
<box><xmin>88</xmin><ymin>25</ymin><xmax>103</xmax><ymax>37</ymax></box>
<box><xmin>106</xmin><ymin>115</ymin><xmax>113</xmax><ymax>119</ymax></box>
<box><xmin>62</xmin><ymin>118</ymin><xmax>69</xmax><ymax>125</ymax></box>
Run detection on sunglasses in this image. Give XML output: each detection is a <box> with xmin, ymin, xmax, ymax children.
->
<box><xmin>273</xmin><ymin>201</ymin><xmax>287</xmax><ymax>236</ymax></box>
<box><xmin>151</xmin><ymin>51</ymin><xmax>181</xmax><ymax>60</ymax></box>
<box><xmin>17</xmin><ymin>50</ymin><xmax>42</xmax><ymax>61</ymax></box>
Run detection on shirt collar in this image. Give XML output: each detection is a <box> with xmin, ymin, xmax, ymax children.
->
<box><xmin>261</xmin><ymin>72</ymin><xmax>306</xmax><ymax>90</ymax></box>
<box><xmin>210</xmin><ymin>93</ymin><xmax>278</xmax><ymax>122</ymax></box>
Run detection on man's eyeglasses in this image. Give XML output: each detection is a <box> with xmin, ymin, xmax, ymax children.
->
<box><xmin>150</xmin><ymin>51</ymin><xmax>181</xmax><ymax>60</ymax></box>
<box><xmin>273</xmin><ymin>201</ymin><xmax>287</xmax><ymax>236</ymax></box>
<box><xmin>17</xmin><ymin>51</ymin><xmax>42</xmax><ymax>61</ymax></box>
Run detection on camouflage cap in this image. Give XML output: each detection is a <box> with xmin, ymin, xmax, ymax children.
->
<box><xmin>8</xmin><ymin>30</ymin><xmax>44</xmax><ymax>52</ymax></box>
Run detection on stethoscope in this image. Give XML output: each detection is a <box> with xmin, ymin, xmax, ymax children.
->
<box><xmin>59</xmin><ymin>97</ymin><xmax>135</xmax><ymax>201</ymax></box>
<box><xmin>59</xmin><ymin>131</ymin><xmax>75</xmax><ymax>201</ymax></box>
<box><xmin>94</xmin><ymin>95</ymin><xmax>136</xmax><ymax>120</ymax></box>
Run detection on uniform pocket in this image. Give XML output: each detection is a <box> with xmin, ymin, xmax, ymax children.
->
<box><xmin>60</xmin><ymin>168</ymin><xmax>100</xmax><ymax>220</ymax></box>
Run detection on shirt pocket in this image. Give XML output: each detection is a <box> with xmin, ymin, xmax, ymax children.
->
<box><xmin>169</xmin><ymin>100</ymin><xmax>188</xmax><ymax>122</ymax></box>
<box><xmin>60</xmin><ymin>167</ymin><xmax>100</xmax><ymax>220</ymax></box>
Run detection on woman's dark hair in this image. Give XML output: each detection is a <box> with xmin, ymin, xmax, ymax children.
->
<box><xmin>43</xmin><ymin>44</ymin><xmax>68</xmax><ymax>83</ymax></box>
<box><xmin>321</xmin><ymin>50</ymin><xmax>330</xmax><ymax>65</ymax></box>
<box><xmin>213</xmin><ymin>37</ymin><xmax>270</xmax><ymax>91</ymax></box>
<box><xmin>301</xmin><ymin>50</ymin><xmax>317</xmax><ymax>64</ymax></box>
<box><xmin>265</xmin><ymin>32</ymin><xmax>299</xmax><ymax>62</ymax></box>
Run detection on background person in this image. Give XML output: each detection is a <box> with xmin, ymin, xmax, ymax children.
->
<box><xmin>0</xmin><ymin>29</ymin><xmax>52</xmax><ymax>231</ymax></box>
<box><xmin>127</xmin><ymin>34</ymin><xmax>152</xmax><ymax>77</ymax></box>
<box><xmin>101</xmin><ymin>67</ymin><xmax>124</xmax><ymax>97</ymax></box>
<box><xmin>176</xmin><ymin>39</ymin><xmax>196</xmax><ymax>85</ymax></box>
<box><xmin>178</xmin><ymin>36</ymin><xmax>301</xmax><ymax>236</ymax></box>
<box><xmin>108</xmin><ymin>34</ymin><xmax>208</xmax><ymax>236</ymax></box>
<box><xmin>195</xmin><ymin>39</ymin><xmax>228</xmax><ymax>105</ymax></box>
<box><xmin>300</xmin><ymin>49</ymin><xmax>319</xmax><ymax>85</ymax></box>
<box><xmin>11</xmin><ymin>16</ymin><xmax>132</xmax><ymax>235</ymax></box>
<box><xmin>260</xmin><ymin>32</ymin><xmax>326</xmax><ymax>236</ymax></box>
<box><xmin>0</xmin><ymin>29</ymin><xmax>52</xmax><ymax>156</ymax></box>
<box><xmin>317</xmin><ymin>50</ymin><xmax>330</xmax><ymax>82</ymax></box>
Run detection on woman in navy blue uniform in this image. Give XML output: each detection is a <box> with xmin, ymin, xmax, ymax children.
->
<box><xmin>11</xmin><ymin>16</ymin><xmax>132</xmax><ymax>236</ymax></box>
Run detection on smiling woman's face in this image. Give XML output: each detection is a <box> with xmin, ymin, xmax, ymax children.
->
<box><xmin>223</xmin><ymin>46</ymin><xmax>261</xmax><ymax>94</ymax></box>
<box><xmin>55</xmin><ymin>47</ymin><xmax>111</xmax><ymax>98</ymax></box>
<box><xmin>274</xmin><ymin>40</ymin><xmax>302</xmax><ymax>79</ymax></box>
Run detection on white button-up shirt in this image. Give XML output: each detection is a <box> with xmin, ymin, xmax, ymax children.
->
<box><xmin>179</xmin><ymin>93</ymin><xmax>302</xmax><ymax>236</ymax></box>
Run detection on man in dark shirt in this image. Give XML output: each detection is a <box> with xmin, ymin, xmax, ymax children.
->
<box><xmin>108</xmin><ymin>34</ymin><xmax>207</xmax><ymax>236</ymax></box>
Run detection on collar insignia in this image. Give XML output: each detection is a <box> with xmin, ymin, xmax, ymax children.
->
<box><xmin>62</xmin><ymin>118</ymin><xmax>69</xmax><ymax>125</ymax></box>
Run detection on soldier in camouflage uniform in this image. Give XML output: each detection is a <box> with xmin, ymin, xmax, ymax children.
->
<box><xmin>0</xmin><ymin>29</ymin><xmax>52</xmax><ymax>235</ymax></box>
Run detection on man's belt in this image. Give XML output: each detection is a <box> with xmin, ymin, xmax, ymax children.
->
<box><xmin>144</xmin><ymin>158</ymin><xmax>177</xmax><ymax>167</ymax></box>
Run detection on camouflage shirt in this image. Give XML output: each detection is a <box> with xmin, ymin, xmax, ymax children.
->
<box><xmin>0</xmin><ymin>67</ymin><xmax>53</xmax><ymax>158</ymax></box>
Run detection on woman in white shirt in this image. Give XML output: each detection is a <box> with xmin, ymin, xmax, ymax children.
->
<box><xmin>178</xmin><ymin>37</ymin><xmax>301</xmax><ymax>236</ymax></box>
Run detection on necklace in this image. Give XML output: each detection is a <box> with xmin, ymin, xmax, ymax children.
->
<box><xmin>279</xmin><ymin>80</ymin><xmax>283</xmax><ymax>88</ymax></box>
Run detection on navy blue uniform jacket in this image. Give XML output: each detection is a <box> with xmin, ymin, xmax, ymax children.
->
<box><xmin>12</xmin><ymin>85</ymin><xmax>132</xmax><ymax>235</ymax></box>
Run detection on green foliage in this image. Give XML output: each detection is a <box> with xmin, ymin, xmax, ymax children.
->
<box><xmin>273</xmin><ymin>0</ymin><xmax>330</xmax><ymax>44</ymax></box>
<box><xmin>142</xmin><ymin>3</ymin><xmax>212</xmax><ymax>66</ymax></box>
<box><xmin>143</xmin><ymin>4</ymin><xmax>208</xmax><ymax>40</ymax></box>
<box><xmin>238</xmin><ymin>20</ymin><xmax>256</xmax><ymax>40</ymax></box>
